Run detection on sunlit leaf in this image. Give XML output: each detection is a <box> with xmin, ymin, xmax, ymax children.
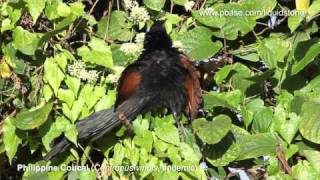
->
<box><xmin>193</xmin><ymin>115</ymin><xmax>232</xmax><ymax>144</ymax></box>
<box><xmin>12</xmin><ymin>102</ymin><xmax>53</xmax><ymax>130</ymax></box>
<box><xmin>178</xmin><ymin>26</ymin><xmax>222</xmax><ymax>60</ymax></box>
<box><xmin>3</xmin><ymin>117</ymin><xmax>22</xmax><ymax>164</ymax></box>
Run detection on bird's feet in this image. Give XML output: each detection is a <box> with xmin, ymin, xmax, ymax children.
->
<box><xmin>119</xmin><ymin>112</ymin><xmax>133</xmax><ymax>133</ymax></box>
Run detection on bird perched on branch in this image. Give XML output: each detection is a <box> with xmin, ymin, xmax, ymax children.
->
<box><xmin>44</xmin><ymin>21</ymin><xmax>202</xmax><ymax>161</ymax></box>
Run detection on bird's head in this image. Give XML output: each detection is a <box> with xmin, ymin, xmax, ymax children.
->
<box><xmin>144</xmin><ymin>21</ymin><xmax>172</xmax><ymax>50</ymax></box>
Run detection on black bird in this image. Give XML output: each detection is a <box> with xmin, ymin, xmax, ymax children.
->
<box><xmin>44</xmin><ymin>21</ymin><xmax>202</xmax><ymax>161</ymax></box>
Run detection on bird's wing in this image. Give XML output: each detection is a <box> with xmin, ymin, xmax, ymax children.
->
<box><xmin>180</xmin><ymin>54</ymin><xmax>202</xmax><ymax>121</ymax></box>
<box><xmin>115</xmin><ymin>64</ymin><xmax>142</xmax><ymax>109</ymax></box>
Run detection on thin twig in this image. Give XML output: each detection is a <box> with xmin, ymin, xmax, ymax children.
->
<box><xmin>78</xmin><ymin>144</ymin><xmax>101</xmax><ymax>179</ymax></box>
<box><xmin>89</xmin><ymin>0</ymin><xmax>100</xmax><ymax>15</ymax></box>
<box><xmin>104</xmin><ymin>0</ymin><xmax>113</xmax><ymax>42</ymax></box>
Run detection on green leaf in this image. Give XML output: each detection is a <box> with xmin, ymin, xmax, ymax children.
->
<box><xmin>25</xmin><ymin>0</ymin><xmax>46</xmax><ymax>24</ymax></box>
<box><xmin>204</xmin><ymin>90</ymin><xmax>242</xmax><ymax>110</ymax></box>
<box><xmin>86</xmin><ymin>86</ymin><xmax>105</xmax><ymax>109</ymax></box>
<box><xmin>307</xmin><ymin>0</ymin><xmax>320</xmax><ymax>20</ymax></box>
<box><xmin>235</xmin><ymin>51</ymin><xmax>260</xmax><ymax>62</ymax></box>
<box><xmin>70</xmin><ymin>98</ymin><xmax>85</xmax><ymax>122</ymax></box>
<box><xmin>55</xmin><ymin>53</ymin><xmax>68</xmax><ymax>71</ymax></box>
<box><xmin>3</xmin><ymin>117</ymin><xmax>22</xmax><ymax>164</ymax></box>
<box><xmin>111</xmin><ymin>45</ymin><xmax>134</xmax><ymax>65</ymax></box>
<box><xmin>12</xmin><ymin>102</ymin><xmax>53</xmax><ymax>130</ymax></box>
<box><xmin>241</xmin><ymin>0</ymin><xmax>277</xmax><ymax>19</ymax></box>
<box><xmin>79</xmin><ymin>84</ymin><xmax>104</xmax><ymax>109</ymax></box>
<box><xmin>173</xmin><ymin>0</ymin><xmax>187</xmax><ymax>6</ymax></box>
<box><xmin>134</xmin><ymin>130</ymin><xmax>153</xmax><ymax>153</ymax></box>
<box><xmin>41</xmin><ymin>119</ymin><xmax>65</xmax><ymax>150</ymax></box>
<box><xmin>155</xmin><ymin>122</ymin><xmax>180</xmax><ymax>145</ymax></box>
<box><xmin>100</xmin><ymin>11</ymin><xmax>132</xmax><ymax>41</ymax></box>
<box><xmin>211</xmin><ymin>3</ymin><xmax>256</xmax><ymax>40</ymax></box>
<box><xmin>77</xmin><ymin>38</ymin><xmax>114</xmax><ymax>69</ymax></box>
<box><xmin>192</xmin><ymin>10</ymin><xmax>226</xmax><ymax>29</ymax></box>
<box><xmin>302</xmin><ymin>75</ymin><xmax>320</xmax><ymax>93</ymax></box>
<box><xmin>179</xmin><ymin>142</ymin><xmax>202</xmax><ymax>163</ymax></box>
<box><xmin>274</xmin><ymin>106</ymin><xmax>300</xmax><ymax>144</ymax></box>
<box><xmin>44</xmin><ymin>57</ymin><xmax>65</xmax><ymax>95</ymax></box>
<box><xmin>214</xmin><ymin>64</ymin><xmax>233</xmax><ymax>85</ymax></box>
<box><xmin>12</xmin><ymin>26</ymin><xmax>40</xmax><ymax>55</ymax></box>
<box><xmin>65</xmin><ymin>76</ymin><xmax>81</xmax><ymax>97</ymax></box>
<box><xmin>95</xmin><ymin>90</ymin><xmax>116</xmax><ymax>111</ymax></box>
<box><xmin>299</xmin><ymin>102</ymin><xmax>320</xmax><ymax>144</ymax></box>
<box><xmin>178</xmin><ymin>26</ymin><xmax>222</xmax><ymax>60</ymax></box>
<box><xmin>237</xmin><ymin>133</ymin><xmax>277</xmax><ymax>160</ymax></box>
<box><xmin>242</xmin><ymin>98</ymin><xmax>265</xmax><ymax>128</ymax></box>
<box><xmin>42</xmin><ymin>117</ymin><xmax>78</xmax><ymax>149</ymax></box>
<box><xmin>292</xmin><ymin>38</ymin><xmax>320</xmax><ymax>75</ymax></box>
<box><xmin>144</xmin><ymin>0</ymin><xmax>165</xmax><ymax>11</ymax></box>
<box><xmin>70</xmin><ymin>2</ymin><xmax>85</xmax><ymax>16</ymax></box>
<box><xmin>164</xmin><ymin>14</ymin><xmax>181</xmax><ymax>24</ymax></box>
<box><xmin>1</xmin><ymin>18</ymin><xmax>15</xmax><ymax>32</ymax></box>
<box><xmin>288</xmin><ymin>11</ymin><xmax>305</xmax><ymax>32</ymax></box>
<box><xmin>303</xmin><ymin>149</ymin><xmax>320</xmax><ymax>172</ymax></box>
<box><xmin>230</xmin><ymin>63</ymin><xmax>254</xmax><ymax>93</ymax></box>
<box><xmin>57</xmin><ymin>2</ymin><xmax>71</xmax><ymax>17</ymax></box>
<box><xmin>58</xmin><ymin>89</ymin><xmax>75</xmax><ymax>108</ymax></box>
<box><xmin>292</xmin><ymin>160</ymin><xmax>320</xmax><ymax>180</ymax></box>
<box><xmin>252</xmin><ymin>107</ymin><xmax>273</xmax><ymax>133</ymax></box>
<box><xmin>45</xmin><ymin>0</ymin><xmax>60</xmax><ymax>20</ymax></box>
<box><xmin>65</xmin><ymin>123</ymin><xmax>78</xmax><ymax>145</ymax></box>
<box><xmin>192</xmin><ymin>115</ymin><xmax>232</xmax><ymax>144</ymax></box>
<box><xmin>258</xmin><ymin>36</ymin><xmax>290</xmax><ymax>68</ymax></box>
<box><xmin>205</xmin><ymin>134</ymin><xmax>240</xmax><ymax>166</ymax></box>
<box><xmin>42</xmin><ymin>85</ymin><xmax>53</xmax><ymax>102</ymax></box>
<box><xmin>133</xmin><ymin>116</ymin><xmax>150</xmax><ymax>136</ymax></box>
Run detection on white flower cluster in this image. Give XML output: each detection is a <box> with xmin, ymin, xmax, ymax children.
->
<box><xmin>120</xmin><ymin>43</ymin><xmax>142</xmax><ymax>55</ymax></box>
<box><xmin>130</xmin><ymin>6</ymin><xmax>150</xmax><ymax>22</ymax></box>
<box><xmin>68</xmin><ymin>61</ymin><xmax>98</xmax><ymax>82</ymax></box>
<box><xmin>184</xmin><ymin>1</ymin><xmax>195</xmax><ymax>11</ymax></box>
<box><xmin>123</xmin><ymin>0</ymin><xmax>138</xmax><ymax>9</ymax></box>
<box><xmin>124</xmin><ymin>0</ymin><xmax>150</xmax><ymax>23</ymax></box>
<box><xmin>120</xmin><ymin>33</ymin><xmax>145</xmax><ymax>55</ymax></box>
<box><xmin>135</xmin><ymin>32</ymin><xmax>145</xmax><ymax>44</ymax></box>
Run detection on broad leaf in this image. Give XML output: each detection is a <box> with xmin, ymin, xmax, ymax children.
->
<box><xmin>205</xmin><ymin>133</ymin><xmax>240</xmax><ymax>166</ymax></box>
<box><xmin>193</xmin><ymin>115</ymin><xmax>232</xmax><ymax>144</ymax></box>
<box><xmin>258</xmin><ymin>36</ymin><xmax>290</xmax><ymax>68</ymax></box>
<box><xmin>12</xmin><ymin>102</ymin><xmax>53</xmax><ymax>130</ymax></box>
<box><xmin>155</xmin><ymin>123</ymin><xmax>180</xmax><ymax>145</ymax></box>
<box><xmin>204</xmin><ymin>90</ymin><xmax>242</xmax><ymax>110</ymax></box>
<box><xmin>292</xmin><ymin>38</ymin><xmax>320</xmax><ymax>75</ymax></box>
<box><xmin>144</xmin><ymin>0</ymin><xmax>165</xmax><ymax>11</ymax></box>
<box><xmin>237</xmin><ymin>133</ymin><xmax>277</xmax><ymax>160</ymax></box>
<box><xmin>252</xmin><ymin>107</ymin><xmax>273</xmax><ymax>133</ymax></box>
<box><xmin>12</xmin><ymin>26</ymin><xmax>40</xmax><ymax>55</ymax></box>
<box><xmin>211</xmin><ymin>3</ymin><xmax>256</xmax><ymax>40</ymax></box>
<box><xmin>299</xmin><ymin>102</ymin><xmax>320</xmax><ymax>144</ymax></box>
<box><xmin>3</xmin><ymin>117</ymin><xmax>22</xmax><ymax>164</ymax></box>
<box><xmin>44</xmin><ymin>57</ymin><xmax>65</xmax><ymax>95</ymax></box>
<box><xmin>99</xmin><ymin>11</ymin><xmax>132</xmax><ymax>41</ymax></box>
<box><xmin>77</xmin><ymin>38</ymin><xmax>114</xmax><ymax>69</ymax></box>
<box><xmin>25</xmin><ymin>0</ymin><xmax>46</xmax><ymax>24</ymax></box>
<box><xmin>178</xmin><ymin>26</ymin><xmax>222</xmax><ymax>60</ymax></box>
<box><xmin>292</xmin><ymin>160</ymin><xmax>320</xmax><ymax>180</ymax></box>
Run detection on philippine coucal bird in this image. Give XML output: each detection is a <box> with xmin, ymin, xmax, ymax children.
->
<box><xmin>44</xmin><ymin>21</ymin><xmax>202</xmax><ymax>161</ymax></box>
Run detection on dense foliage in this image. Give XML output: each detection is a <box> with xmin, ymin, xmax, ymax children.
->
<box><xmin>0</xmin><ymin>0</ymin><xmax>320</xmax><ymax>179</ymax></box>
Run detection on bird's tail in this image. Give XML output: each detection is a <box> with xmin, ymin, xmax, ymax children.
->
<box><xmin>44</xmin><ymin>95</ymin><xmax>151</xmax><ymax>161</ymax></box>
